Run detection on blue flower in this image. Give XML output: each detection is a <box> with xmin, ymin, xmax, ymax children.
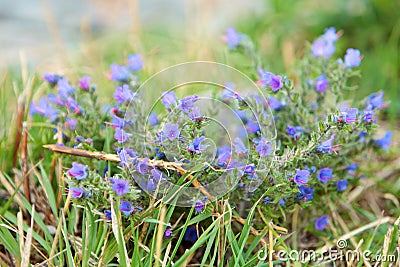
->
<box><xmin>337</xmin><ymin>179</ymin><xmax>348</xmax><ymax>192</ymax></box>
<box><xmin>149</xmin><ymin>112</ymin><xmax>158</xmax><ymax>126</ymax></box>
<box><xmin>278</xmin><ymin>198</ymin><xmax>285</xmax><ymax>206</ymax></box>
<box><xmin>343</xmin><ymin>108</ymin><xmax>358</xmax><ymax>124</ymax></box>
<box><xmin>117</xmin><ymin>148</ymin><xmax>137</xmax><ymax>167</ymax></box>
<box><xmin>110</xmin><ymin>178</ymin><xmax>130</xmax><ymax>196</ymax></box>
<box><xmin>321</xmin><ymin>27</ymin><xmax>339</xmax><ymax>42</ymax></box>
<box><xmin>111</xmin><ymin>115</ymin><xmax>129</xmax><ymax>128</ymax></box>
<box><xmin>183</xmin><ymin>227</ymin><xmax>198</xmax><ymax>243</ymax></box>
<box><xmin>188</xmin><ymin>106</ymin><xmax>202</xmax><ymax>121</ymax></box>
<box><xmin>70</xmin><ymin>187</ymin><xmax>84</xmax><ymax>198</ymax></box>
<box><xmin>315</xmin><ymin>215</ymin><xmax>328</xmax><ymax>231</ymax></box>
<box><xmin>267</xmin><ymin>96</ymin><xmax>283</xmax><ymax>111</ymax></box>
<box><xmin>344</xmin><ymin>48</ymin><xmax>362</xmax><ymax>68</ymax></box>
<box><xmin>262</xmin><ymin>197</ymin><xmax>271</xmax><ymax>204</ymax></box>
<box><xmin>294</xmin><ymin>170</ymin><xmax>310</xmax><ymax>186</ymax></box>
<box><xmin>346</xmin><ymin>164</ymin><xmax>358</xmax><ymax>171</ymax></box>
<box><xmin>44</xmin><ymin>73</ymin><xmax>62</xmax><ymax>85</ymax></box>
<box><xmin>217</xmin><ymin>146</ymin><xmax>231</xmax><ymax>166</ymax></box>
<box><xmin>114</xmin><ymin>84</ymin><xmax>134</xmax><ymax>104</ymax></box>
<box><xmin>363</xmin><ymin>109</ymin><xmax>374</xmax><ymax>123</ymax></box>
<box><xmin>256</xmin><ymin>137</ymin><xmax>272</xmax><ymax>157</ymax></box>
<box><xmin>317</xmin><ymin>136</ymin><xmax>334</xmax><ymax>154</ymax></box>
<box><xmin>136</xmin><ymin>158</ymin><xmax>150</xmax><ymax>175</ymax></box>
<box><xmin>30</xmin><ymin>97</ymin><xmax>59</xmax><ymax>122</ymax></box>
<box><xmin>161</xmin><ymin>91</ymin><xmax>177</xmax><ymax>107</ymax></box>
<box><xmin>119</xmin><ymin>200</ymin><xmax>134</xmax><ymax>216</ymax></box>
<box><xmin>178</xmin><ymin>95</ymin><xmax>199</xmax><ymax>113</ymax></box>
<box><xmin>315</xmin><ymin>74</ymin><xmax>329</xmax><ymax>94</ymax></box>
<box><xmin>286</xmin><ymin>125</ymin><xmax>302</xmax><ymax>140</ymax></box>
<box><xmin>65</xmin><ymin>118</ymin><xmax>77</xmax><ymax>130</ymax></box>
<box><xmin>165</xmin><ymin>123</ymin><xmax>179</xmax><ymax>141</ymax></box>
<box><xmin>365</xmin><ymin>91</ymin><xmax>384</xmax><ymax>109</ymax></box>
<box><xmin>312</xmin><ymin>39</ymin><xmax>335</xmax><ymax>58</ymax></box>
<box><xmin>317</xmin><ymin>168</ymin><xmax>333</xmax><ymax>184</ymax></box>
<box><xmin>104</xmin><ymin>210</ymin><xmax>112</xmax><ymax>220</ymax></box>
<box><xmin>57</xmin><ymin>78</ymin><xmax>75</xmax><ymax>100</ymax></box>
<box><xmin>127</xmin><ymin>54</ymin><xmax>143</xmax><ymax>71</ymax></box>
<box><xmin>187</xmin><ymin>136</ymin><xmax>207</xmax><ymax>155</ymax></box>
<box><xmin>297</xmin><ymin>186</ymin><xmax>315</xmax><ymax>201</ymax></box>
<box><xmin>224</xmin><ymin>28</ymin><xmax>242</xmax><ymax>49</ymax></box>
<box><xmin>374</xmin><ymin>131</ymin><xmax>392</xmax><ymax>151</ymax></box>
<box><xmin>110</xmin><ymin>63</ymin><xmax>130</xmax><ymax>83</ymax></box>
<box><xmin>67</xmin><ymin>162</ymin><xmax>88</xmax><ymax>180</ymax></box>
<box><xmin>114</xmin><ymin>128</ymin><xmax>132</xmax><ymax>143</ymax></box>
<box><xmin>234</xmin><ymin>137</ymin><xmax>247</xmax><ymax>154</ymax></box>
<box><xmin>246</xmin><ymin>120</ymin><xmax>260</xmax><ymax>134</ymax></box>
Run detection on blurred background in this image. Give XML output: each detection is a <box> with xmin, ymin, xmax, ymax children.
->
<box><xmin>0</xmin><ymin>0</ymin><xmax>399</xmax><ymax>119</ymax></box>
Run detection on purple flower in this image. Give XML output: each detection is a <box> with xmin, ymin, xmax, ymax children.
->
<box><xmin>110</xmin><ymin>178</ymin><xmax>129</xmax><ymax>196</ymax></box>
<box><xmin>70</xmin><ymin>187</ymin><xmax>84</xmax><ymax>198</ymax></box>
<box><xmin>127</xmin><ymin>54</ymin><xmax>143</xmax><ymax>71</ymax></box>
<box><xmin>315</xmin><ymin>215</ymin><xmax>329</xmax><ymax>231</ymax></box>
<box><xmin>194</xmin><ymin>200</ymin><xmax>205</xmax><ymax>212</ymax></box>
<box><xmin>246</xmin><ymin>120</ymin><xmax>260</xmax><ymax>134</ymax></box>
<box><xmin>57</xmin><ymin>78</ymin><xmax>75</xmax><ymax>100</ymax></box>
<box><xmin>317</xmin><ymin>168</ymin><xmax>333</xmax><ymax>184</ymax></box>
<box><xmin>374</xmin><ymin>131</ymin><xmax>392</xmax><ymax>151</ymax></box>
<box><xmin>117</xmin><ymin>148</ymin><xmax>137</xmax><ymax>167</ymax></box>
<box><xmin>243</xmin><ymin>164</ymin><xmax>256</xmax><ymax>176</ymax></box>
<box><xmin>164</xmin><ymin>229</ymin><xmax>173</xmax><ymax>238</ymax></box>
<box><xmin>312</xmin><ymin>39</ymin><xmax>335</xmax><ymax>58</ymax></box>
<box><xmin>65</xmin><ymin>97</ymin><xmax>84</xmax><ymax>114</ymax></box>
<box><xmin>178</xmin><ymin>95</ymin><xmax>199</xmax><ymax>113</ymax></box>
<box><xmin>224</xmin><ymin>28</ymin><xmax>241</xmax><ymax>49</ymax></box>
<box><xmin>217</xmin><ymin>146</ymin><xmax>231</xmax><ymax>166</ymax></box>
<box><xmin>149</xmin><ymin>112</ymin><xmax>158</xmax><ymax>126</ymax></box>
<box><xmin>111</xmin><ymin>115</ymin><xmax>129</xmax><ymax>129</ymax></box>
<box><xmin>67</xmin><ymin>162</ymin><xmax>88</xmax><ymax>180</ymax></box>
<box><xmin>286</xmin><ymin>126</ymin><xmax>302</xmax><ymax>140</ymax></box>
<box><xmin>278</xmin><ymin>198</ymin><xmax>285</xmax><ymax>206</ymax></box>
<box><xmin>322</xmin><ymin>27</ymin><xmax>339</xmax><ymax>42</ymax></box>
<box><xmin>114</xmin><ymin>128</ymin><xmax>132</xmax><ymax>143</ymax></box>
<box><xmin>136</xmin><ymin>158</ymin><xmax>150</xmax><ymax>174</ymax></box>
<box><xmin>317</xmin><ymin>136</ymin><xmax>334</xmax><ymax>154</ymax></box>
<box><xmin>65</xmin><ymin>118</ymin><xmax>77</xmax><ymax>130</ymax></box>
<box><xmin>165</xmin><ymin>123</ymin><xmax>179</xmax><ymax>141</ymax></box>
<box><xmin>120</xmin><ymin>200</ymin><xmax>134</xmax><ymax>216</ymax></box>
<box><xmin>294</xmin><ymin>170</ymin><xmax>310</xmax><ymax>186</ymax></box>
<box><xmin>161</xmin><ymin>91</ymin><xmax>177</xmax><ymax>107</ymax></box>
<box><xmin>258</xmin><ymin>70</ymin><xmax>283</xmax><ymax>92</ymax></box>
<box><xmin>315</xmin><ymin>74</ymin><xmax>329</xmax><ymax>93</ymax></box>
<box><xmin>151</xmin><ymin>168</ymin><xmax>164</xmax><ymax>181</ymax></box>
<box><xmin>344</xmin><ymin>108</ymin><xmax>358</xmax><ymax>124</ymax></box>
<box><xmin>365</xmin><ymin>91</ymin><xmax>384</xmax><ymax>109</ymax></box>
<box><xmin>44</xmin><ymin>73</ymin><xmax>62</xmax><ymax>85</ymax></box>
<box><xmin>146</xmin><ymin>177</ymin><xmax>157</xmax><ymax>191</ymax></box>
<box><xmin>256</xmin><ymin>138</ymin><xmax>272</xmax><ymax>157</ymax></box>
<box><xmin>30</xmin><ymin>98</ymin><xmax>59</xmax><ymax>122</ymax></box>
<box><xmin>187</xmin><ymin>136</ymin><xmax>207</xmax><ymax>155</ymax></box>
<box><xmin>337</xmin><ymin>179</ymin><xmax>348</xmax><ymax>192</ymax></box>
<box><xmin>344</xmin><ymin>48</ymin><xmax>362</xmax><ymax>68</ymax></box>
<box><xmin>363</xmin><ymin>110</ymin><xmax>374</xmax><ymax>123</ymax></box>
<box><xmin>110</xmin><ymin>63</ymin><xmax>130</xmax><ymax>83</ymax></box>
<box><xmin>188</xmin><ymin>107</ymin><xmax>203</xmax><ymax>122</ymax></box>
<box><xmin>79</xmin><ymin>76</ymin><xmax>91</xmax><ymax>91</ymax></box>
<box><xmin>268</xmin><ymin>96</ymin><xmax>283</xmax><ymax>110</ymax></box>
<box><xmin>234</xmin><ymin>137</ymin><xmax>247</xmax><ymax>154</ymax></box>
<box><xmin>114</xmin><ymin>84</ymin><xmax>134</xmax><ymax>104</ymax></box>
